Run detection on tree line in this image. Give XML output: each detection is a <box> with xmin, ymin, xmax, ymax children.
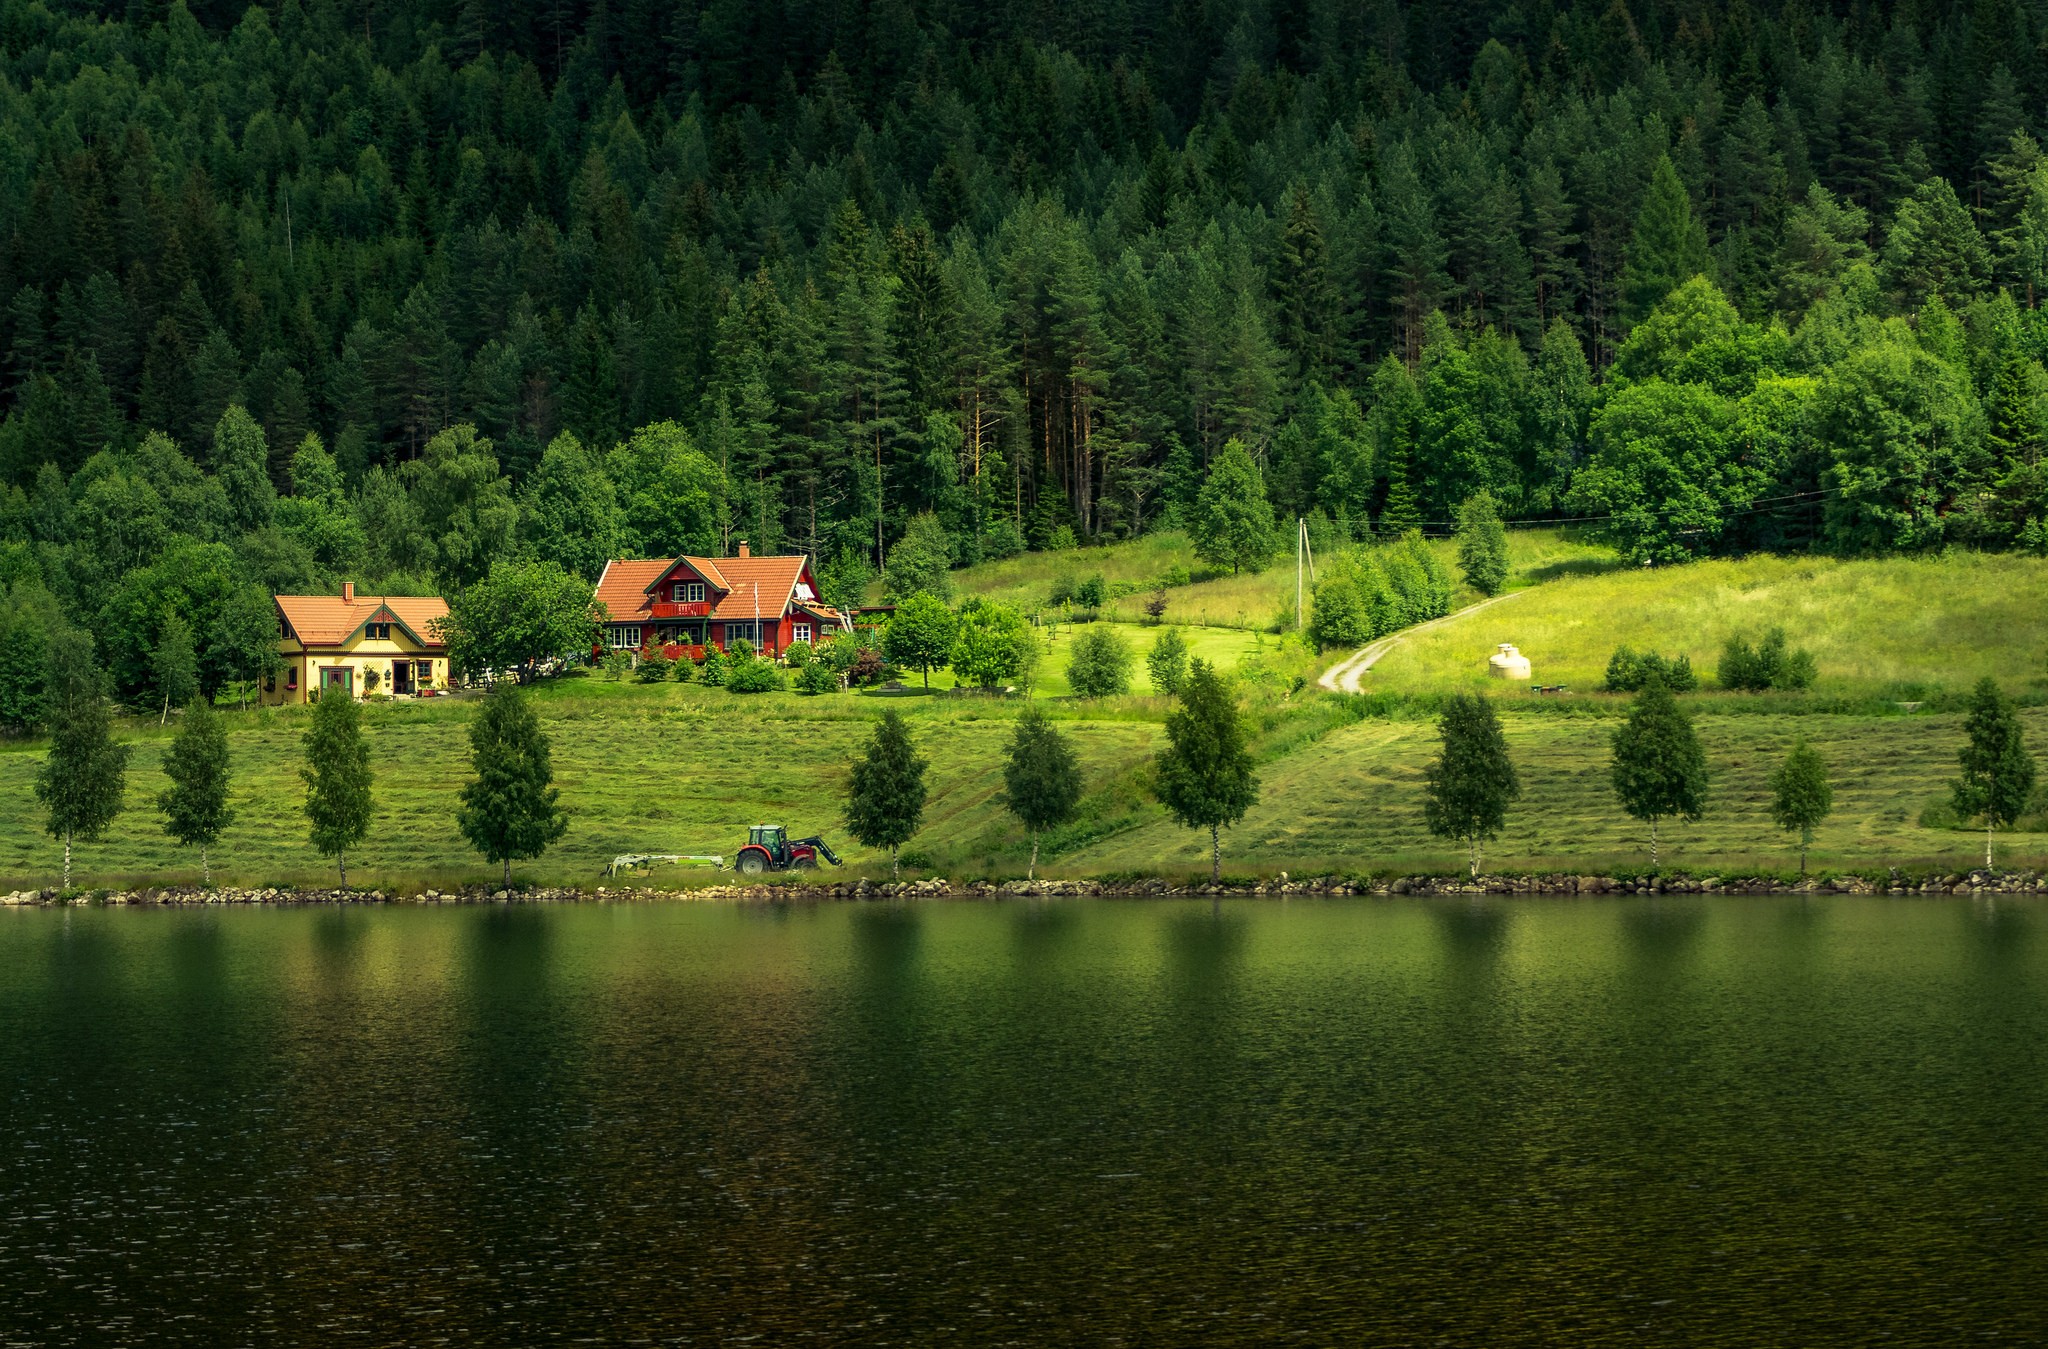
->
<box><xmin>12</xmin><ymin>2</ymin><xmax>2048</xmax><ymax>725</ymax></box>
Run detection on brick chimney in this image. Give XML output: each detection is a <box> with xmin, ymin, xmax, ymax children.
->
<box><xmin>343</xmin><ymin>581</ymin><xmax>355</xmax><ymax>603</ymax></box>
<box><xmin>737</xmin><ymin>539</ymin><xmax>750</xmax><ymax>558</ymax></box>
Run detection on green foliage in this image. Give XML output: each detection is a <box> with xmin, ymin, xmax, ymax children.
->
<box><xmin>784</xmin><ymin>640</ymin><xmax>814</xmax><ymax>669</ymax></box>
<box><xmin>1812</xmin><ymin>338</ymin><xmax>1984</xmax><ymax>554</ymax></box>
<box><xmin>610</xmin><ymin>423</ymin><xmax>725</xmax><ymax>558</ymax></box>
<box><xmin>1568</xmin><ymin>379</ymin><xmax>1742</xmax><ymax>564</ymax></box>
<box><xmin>1423</xmin><ymin>694</ymin><xmax>1521</xmax><ymax>875</ymax></box>
<box><xmin>695</xmin><ymin>647</ymin><xmax>727</xmax><ymax>686</ymax></box>
<box><xmin>950</xmin><ymin>599</ymin><xmax>1036</xmax><ymax>690</ymax></box>
<box><xmin>885</xmin><ymin>511</ymin><xmax>956</xmax><ymax>601</ymax></box>
<box><xmin>1604</xmin><ymin>647</ymin><xmax>1698</xmax><ymax>693</ymax></box>
<box><xmin>845</xmin><ymin>710</ymin><xmax>928</xmax><ymax>877</ymax></box>
<box><xmin>1622</xmin><ymin>157</ymin><xmax>1710</xmax><ymax>324</ymax></box>
<box><xmin>158</xmin><ymin>697</ymin><xmax>234</xmax><ymax>884</ymax></box>
<box><xmin>33</xmin><ymin>628</ymin><xmax>128</xmax><ymax>886</ymax></box>
<box><xmin>456</xmin><ymin>684</ymin><xmax>568</xmax><ymax>886</ymax></box>
<box><xmin>795</xmin><ymin>659</ymin><xmax>842</xmax><ymax>695</ymax></box>
<box><xmin>603</xmin><ymin>650</ymin><xmax>632</xmax><ymax>681</ymax></box>
<box><xmin>1610</xmin><ymin>679</ymin><xmax>1709</xmax><ymax>865</ymax></box>
<box><xmin>302</xmin><ymin>689</ymin><xmax>372</xmax><ymax>886</ymax></box>
<box><xmin>1067</xmin><ymin>625</ymin><xmax>1134</xmax><ymax>698</ymax></box>
<box><xmin>1074</xmin><ymin>574</ymin><xmax>1108</xmax><ymax>609</ymax></box>
<box><xmin>881</xmin><ymin>593</ymin><xmax>958</xmax><ymax>688</ymax></box>
<box><xmin>1002</xmin><ymin>705</ymin><xmax>1082</xmax><ymax>877</ymax></box>
<box><xmin>151</xmin><ymin>611</ymin><xmax>199</xmax><ymax>719</ymax></box>
<box><xmin>1192</xmin><ymin>440</ymin><xmax>1277</xmax><ymax>575</ymax></box>
<box><xmin>1769</xmin><ymin>739</ymin><xmax>1833</xmax><ymax>872</ymax></box>
<box><xmin>409</xmin><ymin>425</ymin><xmax>518</xmax><ymax>591</ymax></box>
<box><xmin>521</xmin><ymin>433</ymin><xmax>622</xmax><ymax>581</ymax></box>
<box><xmin>0</xmin><ymin>584</ymin><xmax>57</xmax><ymax>734</ymax></box>
<box><xmin>1718</xmin><ymin>629</ymin><xmax>1817</xmax><ymax>692</ymax></box>
<box><xmin>436</xmin><ymin>559</ymin><xmax>604</xmax><ymax>684</ymax></box>
<box><xmin>634</xmin><ymin>651</ymin><xmax>674</xmax><ymax>682</ymax></box>
<box><xmin>1951</xmin><ymin>678</ymin><xmax>2038</xmax><ymax>866</ymax></box>
<box><xmin>1146</xmin><ymin>628</ymin><xmax>1190</xmax><ymax>696</ymax></box>
<box><xmin>1154</xmin><ymin>659</ymin><xmax>1259</xmax><ymax>881</ymax></box>
<box><xmin>724</xmin><ymin>654</ymin><xmax>788</xmax><ymax>693</ymax></box>
<box><xmin>1454</xmin><ymin>492</ymin><xmax>1510</xmax><ymax>596</ymax></box>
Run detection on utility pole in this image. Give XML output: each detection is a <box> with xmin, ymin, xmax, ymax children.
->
<box><xmin>1295</xmin><ymin>517</ymin><xmax>1316</xmax><ymax>630</ymax></box>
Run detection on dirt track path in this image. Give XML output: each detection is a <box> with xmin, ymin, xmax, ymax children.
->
<box><xmin>1316</xmin><ymin>591</ymin><xmax>1526</xmax><ymax>694</ymax></box>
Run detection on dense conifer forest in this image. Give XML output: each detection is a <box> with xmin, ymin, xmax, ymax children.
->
<box><xmin>5</xmin><ymin>0</ymin><xmax>2048</xmax><ymax>716</ymax></box>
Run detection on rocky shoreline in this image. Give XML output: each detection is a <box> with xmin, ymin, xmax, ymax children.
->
<box><xmin>5</xmin><ymin>869</ymin><xmax>2048</xmax><ymax>906</ymax></box>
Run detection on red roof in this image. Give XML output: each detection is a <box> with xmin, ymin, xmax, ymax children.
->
<box><xmin>276</xmin><ymin>594</ymin><xmax>449</xmax><ymax>649</ymax></box>
<box><xmin>594</xmin><ymin>553</ymin><xmax>844</xmax><ymax>626</ymax></box>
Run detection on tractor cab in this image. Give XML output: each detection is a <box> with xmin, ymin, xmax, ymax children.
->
<box><xmin>749</xmin><ymin>824</ymin><xmax>789</xmax><ymax>866</ymax></box>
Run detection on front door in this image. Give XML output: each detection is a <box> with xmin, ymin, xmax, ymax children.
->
<box><xmin>392</xmin><ymin>661</ymin><xmax>413</xmax><ymax>695</ymax></box>
<box><xmin>320</xmin><ymin>667</ymin><xmax>353</xmax><ymax>698</ymax></box>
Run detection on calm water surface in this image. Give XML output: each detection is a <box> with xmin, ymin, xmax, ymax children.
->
<box><xmin>2</xmin><ymin>895</ymin><xmax>2045</xmax><ymax>1345</ymax></box>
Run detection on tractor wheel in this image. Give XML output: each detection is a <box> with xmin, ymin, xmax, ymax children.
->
<box><xmin>794</xmin><ymin>855</ymin><xmax>817</xmax><ymax>871</ymax></box>
<box><xmin>736</xmin><ymin>851</ymin><xmax>766</xmax><ymax>877</ymax></box>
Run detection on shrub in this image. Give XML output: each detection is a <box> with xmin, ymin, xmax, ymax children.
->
<box><xmin>697</xmin><ymin>648</ymin><xmax>727</xmax><ymax>686</ymax></box>
<box><xmin>1719</xmin><ymin>627</ymin><xmax>1817</xmax><ymax>691</ymax></box>
<box><xmin>1147</xmin><ymin>627</ymin><xmax>1190</xmax><ymax>695</ymax></box>
<box><xmin>1143</xmin><ymin>589</ymin><xmax>1169</xmax><ymax>623</ymax></box>
<box><xmin>671</xmin><ymin>654</ymin><xmax>695</xmax><ymax>682</ymax></box>
<box><xmin>1068</xmin><ymin>625</ymin><xmax>1134</xmax><ymax>697</ymax></box>
<box><xmin>725</xmin><ymin>657</ymin><xmax>787</xmax><ymax>693</ymax></box>
<box><xmin>1160</xmin><ymin>562</ymin><xmax>1192</xmax><ymax>588</ymax></box>
<box><xmin>634</xmin><ymin>651</ymin><xmax>673</xmax><ymax>682</ymax></box>
<box><xmin>1605</xmin><ymin>647</ymin><xmax>1698</xmax><ymax>693</ymax></box>
<box><xmin>981</xmin><ymin>517</ymin><xmax>1026</xmax><ymax>560</ymax></box>
<box><xmin>847</xmin><ymin>647</ymin><xmax>886</xmax><ymax>687</ymax></box>
<box><xmin>795</xmin><ymin>659</ymin><xmax>841</xmax><ymax>695</ymax></box>
<box><xmin>1047</xmin><ymin>524</ymin><xmax>1078</xmax><ymax>551</ymax></box>
<box><xmin>1075</xmin><ymin>573</ymin><xmax>1107</xmax><ymax>608</ymax></box>
<box><xmin>1309</xmin><ymin>575</ymin><xmax>1372</xmax><ymax>650</ymax></box>
<box><xmin>784</xmin><ymin>639</ymin><xmax>813</xmax><ymax>668</ymax></box>
<box><xmin>603</xmin><ymin>650</ymin><xmax>630</xmax><ymax>680</ymax></box>
<box><xmin>1049</xmin><ymin>575</ymin><xmax>1078</xmax><ymax>607</ymax></box>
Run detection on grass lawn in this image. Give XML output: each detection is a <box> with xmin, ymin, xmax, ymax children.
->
<box><xmin>1365</xmin><ymin>550</ymin><xmax>2048</xmax><ymax>700</ymax></box>
<box><xmin>1066</xmin><ymin>705</ymin><xmax>2048</xmax><ymax>878</ymax></box>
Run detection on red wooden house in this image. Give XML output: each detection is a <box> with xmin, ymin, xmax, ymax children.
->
<box><xmin>593</xmin><ymin>543</ymin><xmax>850</xmax><ymax>660</ymax></box>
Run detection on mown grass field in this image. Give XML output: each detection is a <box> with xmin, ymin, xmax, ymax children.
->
<box><xmin>1367</xmin><ymin>551</ymin><xmax>2048</xmax><ymax>700</ymax></box>
<box><xmin>6</xmin><ymin>540</ymin><xmax>2046</xmax><ymax>890</ymax></box>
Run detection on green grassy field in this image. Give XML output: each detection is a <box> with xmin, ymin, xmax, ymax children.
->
<box><xmin>7</xmin><ymin>540</ymin><xmax>2046</xmax><ymax>891</ymax></box>
<box><xmin>1366</xmin><ymin>550</ymin><xmax>2048</xmax><ymax>700</ymax></box>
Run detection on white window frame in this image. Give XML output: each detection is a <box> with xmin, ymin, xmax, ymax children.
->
<box><xmin>793</xmin><ymin>622</ymin><xmax>811</xmax><ymax>644</ymax></box>
<box><xmin>673</xmin><ymin>581</ymin><xmax>705</xmax><ymax>603</ymax></box>
<box><xmin>610</xmin><ymin>625</ymin><xmax>642</xmax><ymax>649</ymax></box>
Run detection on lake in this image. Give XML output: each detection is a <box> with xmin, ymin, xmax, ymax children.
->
<box><xmin>2</xmin><ymin>895</ymin><xmax>2044</xmax><ymax>1345</ymax></box>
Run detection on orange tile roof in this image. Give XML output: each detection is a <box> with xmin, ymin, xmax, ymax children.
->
<box><xmin>276</xmin><ymin>594</ymin><xmax>450</xmax><ymax>649</ymax></box>
<box><xmin>594</xmin><ymin>554</ymin><xmax>844</xmax><ymax>626</ymax></box>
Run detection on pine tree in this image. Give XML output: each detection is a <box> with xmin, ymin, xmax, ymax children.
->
<box><xmin>152</xmin><ymin>610</ymin><xmax>198</xmax><ymax>726</ymax></box>
<box><xmin>1951</xmin><ymin>677</ymin><xmax>2037</xmax><ymax>869</ymax></box>
<box><xmin>1155</xmin><ymin>659</ymin><xmax>1259</xmax><ymax>883</ymax></box>
<box><xmin>159</xmin><ymin>696</ymin><xmax>233</xmax><ymax>885</ymax></box>
<box><xmin>456</xmin><ymin>682</ymin><xmax>568</xmax><ymax>888</ymax></box>
<box><xmin>1610</xmin><ymin>677</ymin><xmax>1708</xmax><ymax>868</ymax></box>
<box><xmin>846</xmin><ymin>710</ymin><xmax>927</xmax><ymax>879</ymax></box>
<box><xmin>302</xmin><ymin>688</ymin><xmax>372</xmax><ymax>888</ymax></box>
<box><xmin>1769</xmin><ymin>738</ymin><xmax>1833</xmax><ymax>874</ymax></box>
<box><xmin>1454</xmin><ymin>492</ymin><xmax>1510</xmax><ymax>595</ymax></box>
<box><xmin>1002</xmin><ymin>705</ymin><xmax>1081</xmax><ymax>879</ymax></box>
<box><xmin>1622</xmin><ymin>155</ymin><xmax>1711</xmax><ymax>325</ymax></box>
<box><xmin>33</xmin><ymin>629</ymin><xmax>128</xmax><ymax>890</ymax></box>
<box><xmin>1422</xmin><ymin>693</ymin><xmax>1520</xmax><ymax>876</ymax></box>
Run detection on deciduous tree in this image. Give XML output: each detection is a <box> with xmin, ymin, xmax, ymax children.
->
<box><xmin>1002</xmin><ymin>705</ymin><xmax>1081</xmax><ymax>879</ymax></box>
<box><xmin>159</xmin><ymin>697</ymin><xmax>233</xmax><ymax>884</ymax></box>
<box><xmin>1155</xmin><ymin>659</ymin><xmax>1259</xmax><ymax>883</ymax></box>
<box><xmin>1769</xmin><ymin>739</ymin><xmax>1832</xmax><ymax>873</ymax></box>
<box><xmin>1951</xmin><ymin>677</ymin><xmax>2037</xmax><ymax>869</ymax></box>
<box><xmin>881</xmin><ymin>592</ymin><xmax>957</xmax><ymax>688</ymax></box>
<box><xmin>302</xmin><ymin>688</ymin><xmax>372</xmax><ymax>888</ymax></box>
<box><xmin>1423</xmin><ymin>694</ymin><xmax>1521</xmax><ymax>876</ymax></box>
<box><xmin>846</xmin><ymin>710</ymin><xmax>927</xmax><ymax>879</ymax></box>
<box><xmin>457</xmin><ymin>683</ymin><xmax>568</xmax><ymax>888</ymax></box>
<box><xmin>1610</xmin><ymin>677</ymin><xmax>1708</xmax><ymax>867</ymax></box>
<box><xmin>34</xmin><ymin>629</ymin><xmax>128</xmax><ymax>889</ymax></box>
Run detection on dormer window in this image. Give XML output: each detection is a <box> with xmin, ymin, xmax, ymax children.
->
<box><xmin>672</xmin><ymin>581</ymin><xmax>705</xmax><ymax>603</ymax></box>
<box><xmin>365</xmin><ymin>623</ymin><xmax>391</xmax><ymax>640</ymax></box>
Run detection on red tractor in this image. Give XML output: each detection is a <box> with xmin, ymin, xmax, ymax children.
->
<box><xmin>734</xmin><ymin>824</ymin><xmax>844</xmax><ymax>876</ymax></box>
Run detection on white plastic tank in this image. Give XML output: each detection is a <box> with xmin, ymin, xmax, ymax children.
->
<box><xmin>1487</xmin><ymin>643</ymin><xmax>1531</xmax><ymax>680</ymax></box>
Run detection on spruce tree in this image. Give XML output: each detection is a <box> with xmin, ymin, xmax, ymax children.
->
<box><xmin>846</xmin><ymin>710</ymin><xmax>927</xmax><ymax>879</ymax></box>
<box><xmin>1002</xmin><ymin>705</ymin><xmax>1081</xmax><ymax>880</ymax></box>
<box><xmin>34</xmin><ymin>629</ymin><xmax>128</xmax><ymax>890</ymax></box>
<box><xmin>1769</xmin><ymin>738</ymin><xmax>1833</xmax><ymax>874</ymax></box>
<box><xmin>1454</xmin><ymin>491</ymin><xmax>1510</xmax><ymax>595</ymax></box>
<box><xmin>1622</xmin><ymin>155</ymin><xmax>1710</xmax><ymax>324</ymax></box>
<box><xmin>159</xmin><ymin>697</ymin><xmax>233</xmax><ymax>885</ymax></box>
<box><xmin>1609</xmin><ymin>677</ymin><xmax>1708</xmax><ymax>868</ymax></box>
<box><xmin>1951</xmin><ymin>677</ymin><xmax>2037</xmax><ymax>869</ymax></box>
<box><xmin>153</xmin><ymin>611</ymin><xmax>198</xmax><ymax>726</ymax></box>
<box><xmin>302</xmin><ymin>689</ymin><xmax>372</xmax><ymax>888</ymax></box>
<box><xmin>1155</xmin><ymin>659</ymin><xmax>1259</xmax><ymax>883</ymax></box>
<box><xmin>1377</xmin><ymin>435</ymin><xmax>1423</xmax><ymax>535</ymax></box>
<box><xmin>1423</xmin><ymin>694</ymin><xmax>1521</xmax><ymax>876</ymax></box>
<box><xmin>457</xmin><ymin>683</ymin><xmax>569</xmax><ymax>889</ymax></box>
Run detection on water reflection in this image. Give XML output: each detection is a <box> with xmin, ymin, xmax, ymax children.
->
<box><xmin>2</xmin><ymin>897</ymin><xmax>2047</xmax><ymax>1345</ymax></box>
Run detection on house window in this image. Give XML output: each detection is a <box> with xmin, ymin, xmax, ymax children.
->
<box><xmin>286</xmin><ymin>667</ymin><xmax>298</xmax><ymax>690</ymax></box>
<box><xmin>793</xmin><ymin>623</ymin><xmax>811</xmax><ymax>644</ymax></box>
<box><xmin>610</xmin><ymin>626</ymin><xmax>642</xmax><ymax>649</ymax></box>
<box><xmin>673</xmin><ymin>581</ymin><xmax>705</xmax><ymax>603</ymax></box>
<box><xmin>722</xmin><ymin>621</ymin><xmax>759</xmax><ymax>646</ymax></box>
<box><xmin>365</xmin><ymin>623</ymin><xmax>390</xmax><ymax>640</ymax></box>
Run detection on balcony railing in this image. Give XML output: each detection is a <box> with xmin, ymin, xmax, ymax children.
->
<box><xmin>650</xmin><ymin>600</ymin><xmax>711</xmax><ymax>618</ymax></box>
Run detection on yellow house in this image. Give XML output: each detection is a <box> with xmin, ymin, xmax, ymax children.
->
<box><xmin>266</xmin><ymin>584</ymin><xmax>452</xmax><ymax>705</ymax></box>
